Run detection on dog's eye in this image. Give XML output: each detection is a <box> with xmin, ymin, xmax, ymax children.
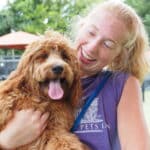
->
<box><xmin>61</xmin><ymin>51</ymin><xmax>70</xmax><ymax>61</ymax></box>
<box><xmin>40</xmin><ymin>53</ymin><xmax>48</xmax><ymax>59</ymax></box>
<box><xmin>36</xmin><ymin>53</ymin><xmax>48</xmax><ymax>61</ymax></box>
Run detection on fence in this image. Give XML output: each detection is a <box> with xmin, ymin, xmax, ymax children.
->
<box><xmin>0</xmin><ymin>56</ymin><xmax>20</xmax><ymax>80</ymax></box>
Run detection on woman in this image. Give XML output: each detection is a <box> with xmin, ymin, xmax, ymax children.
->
<box><xmin>0</xmin><ymin>1</ymin><xmax>149</xmax><ymax>149</ymax></box>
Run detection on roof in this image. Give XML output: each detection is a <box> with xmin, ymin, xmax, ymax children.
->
<box><xmin>0</xmin><ymin>31</ymin><xmax>40</xmax><ymax>50</ymax></box>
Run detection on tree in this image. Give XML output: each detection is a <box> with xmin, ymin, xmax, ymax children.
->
<box><xmin>125</xmin><ymin>0</ymin><xmax>150</xmax><ymax>38</ymax></box>
<box><xmin>0</xmin><ymin>9</ymin><xmax>14</xmax><ymax>35</ymax></box>
<box><xmin>0</xmin><ymin>0</ymin><xmax>100</xmax><ymax>35</ymax></box>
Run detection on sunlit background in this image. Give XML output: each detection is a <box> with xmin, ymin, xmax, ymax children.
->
<box><xmin>0</xmin><ymin>0</ymin><xmax>149</xmax><ymax>133</ymax></box>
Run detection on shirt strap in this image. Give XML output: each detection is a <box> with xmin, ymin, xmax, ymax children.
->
<box><xmin>71</xmin><ymin>71</ymin><xmax>112</xmax><ymax>132</ymax></box>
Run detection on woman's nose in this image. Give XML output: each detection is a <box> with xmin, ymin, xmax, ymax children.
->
<box><xmin>86</xmin><ymin>38</ymin><xmax>100</xmax><ymax>53</ymax></box>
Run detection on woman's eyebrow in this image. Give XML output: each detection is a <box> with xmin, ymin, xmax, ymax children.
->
<box><xmin>91</xmin><ymin>24</ymin><xmax>99</xmax><ymax>30</ymax></box>
<box><xmin>90</xmin><ymin>24</ymin><xmax>118</xmax><ymax>44</ymax></box>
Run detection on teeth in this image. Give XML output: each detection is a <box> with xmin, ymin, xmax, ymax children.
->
<box><xmin>82</xmin><ymin>49</ymin><xmax>95</xmax><ymax>61</ymax></box>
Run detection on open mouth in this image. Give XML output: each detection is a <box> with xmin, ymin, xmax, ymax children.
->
<box><xmin>80</xmin><ymin>48</ymin><xmax>96</xmax><ymax>64</ymax></box>
<box><xmin>41</xmin><ymin>78</ymin><xmax>67</xmax><ymax>100</ymax></box>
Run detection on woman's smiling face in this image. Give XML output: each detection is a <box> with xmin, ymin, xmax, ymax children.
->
<box><xmin>75</xmin><ymin>10</ymin><xmax>128</xmax><ymax>77</ymax></box>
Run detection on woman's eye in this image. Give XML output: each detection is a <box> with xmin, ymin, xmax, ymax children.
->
<box><xmin>104</xmin><ymin>40</ymin><xmax>115</xmax><ymax>49</ymax></box>
<box><xmin>88</xmin><ymin>30</ymin><xmax>96</xmax><ymax>36</ymax></box>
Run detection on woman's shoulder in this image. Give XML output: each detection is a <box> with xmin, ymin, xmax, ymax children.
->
<box><xmin>111</xmin><ymin>71</ymin><xmax>129</xmax><ymax>79</ymax></box>
<box><xmin>83</xmin><ymin>70</ymin><xmax>130</xmax><ymax>86</ymax></box>
<box><xmin>103</xmin><ymin>70</ymin><xmax>130</xmax><ymax>105</ymax></box>
<box><xmin>101</xmin><ymin>70</ymin><xmax>130</xmax><ymax>83</ymax></box>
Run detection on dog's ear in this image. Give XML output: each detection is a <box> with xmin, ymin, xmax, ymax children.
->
<box><xmin>69</xmin><ymin>62</ymin><xmax>82</xmax><ymax>108</ymax></box>
<box><xmin>13</xmin><ymin>40</ymin><xmax>43</xmax><ymax>79</ymax></box>
<box><xmin>0</xmin><ymin>70</ymin><xmax>24</xmax><ymax>94</ymax></box>
<box><xmin>18</xmin><ymin>41</ymin><xmax>41</xmax><ymax>70</ymax></box>
<box><xmin>70</xmin><ymin>73</ymin><xmax>81</xmax><ymax>108</ymax></box>
<box><xmin>0</xmin><ymin>41</ymin><xmax>42</xmax><ymax>93</ymax></box>
<box><xmin>0</xmin><ymin>53</ymin><xmax>34</xmax><ymax>93</ymax></box>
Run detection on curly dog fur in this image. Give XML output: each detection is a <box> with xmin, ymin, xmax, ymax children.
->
<box><xmin>0</xmin><ymin>31</ymin><xmax>89</xmax><ymax>150</ymax></box>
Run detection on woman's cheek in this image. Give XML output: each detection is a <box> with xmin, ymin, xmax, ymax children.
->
<box><xmin>100</xmin><ymin>53</ymin><xmax>113</xmax><ymax>65</ymax></box>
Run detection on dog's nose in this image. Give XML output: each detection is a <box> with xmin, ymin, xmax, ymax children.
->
<box><xmin>52</xmin><ymin>65</ymin><xmax>64</xmax><ymax>74</ymax></box>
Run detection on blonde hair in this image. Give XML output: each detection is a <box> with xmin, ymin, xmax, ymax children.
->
<box><xmin>76</xmin><ymin>0</ymin><xmax>149</xmax><ymax>82</ymax></box>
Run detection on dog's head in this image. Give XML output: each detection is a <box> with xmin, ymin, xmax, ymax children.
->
<box><xmin>7</xmin><ymin>31</ymin><xmax>81</xmax><ymax>106</ymax></box>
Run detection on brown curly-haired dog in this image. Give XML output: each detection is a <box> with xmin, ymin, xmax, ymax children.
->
<box><xmin>0</xmin><ymin>31</ymin><xmax>89</xmax><ymax>150</ymax></box>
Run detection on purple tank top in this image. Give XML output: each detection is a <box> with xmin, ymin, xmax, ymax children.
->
<box><xmin>73</xmin><ymin>71</ymin><xmax>129</xmax><ymax>150</ymax></box>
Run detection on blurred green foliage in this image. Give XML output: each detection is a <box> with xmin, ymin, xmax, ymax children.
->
<box><xmin>0</xmin><ymin>0</ymin><xmax>150</xmax><ymax>36</ymax></box>
<box><xmin>0</xmin><ymin>0</ymin><xmax>100</xmax><ymax>35</ymax></box>
<box><xmin>125</xmin><ymin>0</ymin><xmax>150</xmax><ymax>39</ymax></box>
<box><xmin>0</xmin><ymin>0</ymin><xmax>149</xmax><ymax>55</ymax></box>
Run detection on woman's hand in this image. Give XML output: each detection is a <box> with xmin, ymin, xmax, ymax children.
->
<box><xmin>0</xmin><ymin>109</ymin><xmax>49</xmax><ymax>149</ymax></box>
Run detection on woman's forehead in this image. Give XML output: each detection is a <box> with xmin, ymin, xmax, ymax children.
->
<box><xmin>87</xmin><ymin>11</ymin><xmax>128</xmax><ymax>43</ymax></box>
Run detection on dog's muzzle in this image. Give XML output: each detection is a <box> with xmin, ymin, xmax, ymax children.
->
<box><xmin>52</xmin><ymin>65</ymin><xmax>64</xmax><ymax>75</ymax></box>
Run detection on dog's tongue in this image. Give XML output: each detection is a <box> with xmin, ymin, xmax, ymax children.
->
<box><xmin>48</xmin><ymin>80</ymin><xmax>64</xmax><ymax>100</ymax></box>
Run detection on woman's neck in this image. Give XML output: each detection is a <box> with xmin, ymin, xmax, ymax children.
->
<box><xmin>81</xmin><ymin>71</ymin><xmax>101</xmax><ymax>79</ymax></box>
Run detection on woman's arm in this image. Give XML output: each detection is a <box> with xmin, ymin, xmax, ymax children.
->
<box><xmin>0</xmin><ymin>109</ymin><xmax>49</xmax><ymax>149</ymax></box>
<box><xmin>118</xmin><ymin>76</ymin><xmax>150</xmax><ymax>150</ymax></box>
